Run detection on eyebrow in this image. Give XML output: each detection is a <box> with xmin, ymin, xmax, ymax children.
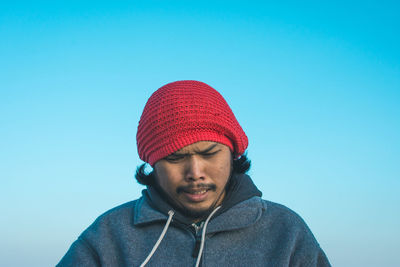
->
<box><xmin>172</xmin><ymin>143</ymin><xmax>219</xmax><ymax>156</ymax></box>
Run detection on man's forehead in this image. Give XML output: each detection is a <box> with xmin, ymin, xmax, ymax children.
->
<box><xmin>173</xmin><ymin>141</ymin><xmax>223</xmax><ymax>154</ymax></box>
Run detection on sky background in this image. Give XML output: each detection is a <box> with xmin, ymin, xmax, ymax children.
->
<box><xmin>1</xmin><ymin>1</ymin><xmax>399</xmax><ymax>266</ymax></box>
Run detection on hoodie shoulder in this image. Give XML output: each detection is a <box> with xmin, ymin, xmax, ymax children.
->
<box><xmin>260</xmin><ymin>199</ymin><xmax>317</xmax><ymax>239</ymax></box>
<box><xmin>57</xmin><ymin>200</ymin><xmax>140</xmax><ymax>266</ymax></box>
<box><xmin>96</xmin><ymin>200</ymin><xmax>138</xmax><ymax>222</ymax></box>
<box><xmin>262</xmin><ymin>200</ymin><xmax>307</xmax><ymax>223</ymax></box>
<box><xmin>77</xmin><ymin>200</ymin><xmax>140</xmax><ymax>244</ymax></box>
<box><xmin>260</xmin><ymin>199</ymin><xmax>331</xmax><ymax>266</ymax></box>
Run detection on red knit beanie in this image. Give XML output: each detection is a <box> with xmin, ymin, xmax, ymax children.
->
<box><xmin>136</xmin><ymin>80</ymin><xmax>248</xmax><ymax>165</ymax></box>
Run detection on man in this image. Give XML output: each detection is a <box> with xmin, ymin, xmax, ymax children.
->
<box><xmin>58</xmin><ymin>80</ymin><xmax>330</xmax><ymax>266</ymax></box>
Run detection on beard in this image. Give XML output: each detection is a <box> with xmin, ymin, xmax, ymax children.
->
<box><xmin>180</xmin><ymin>204</ymin><xmax>215</xmax><ymax>220</ymax></box>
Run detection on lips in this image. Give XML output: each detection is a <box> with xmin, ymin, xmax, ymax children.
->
<box><xmin>183</xmin><ymin>189</ymin><xmax>209</xmax><ymax>202</ymax></box>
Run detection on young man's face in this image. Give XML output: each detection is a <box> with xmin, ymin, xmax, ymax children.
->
<box><xmin>154</xmin><ymin>141</ymin><xmax>232</xmax><ymax>220</ymax></box>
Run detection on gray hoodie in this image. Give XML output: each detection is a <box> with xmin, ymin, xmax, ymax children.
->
<box><xmin>58</xmin><ymin>175</ymin><xmax>330</xmax><ymax>266</ymax></box>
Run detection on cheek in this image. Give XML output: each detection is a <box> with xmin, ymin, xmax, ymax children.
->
<box><xmin>213</xmin><ymin>159</ymin><xmax>232</xmax><ymax>186</ymax></box>
<box><xmin>155</xmin><ymin>165</ymin><xmax>181</xmax><ymax>191</ymax></box>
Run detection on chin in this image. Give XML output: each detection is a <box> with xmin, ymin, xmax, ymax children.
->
<box><xmin>182</xmin><ymin>205</ymin><xmax>214</xmax><ymax>219</ymax></box>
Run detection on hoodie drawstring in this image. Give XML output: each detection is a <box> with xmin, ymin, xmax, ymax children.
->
<box><xmin>195</xmin><ymin>206</ymin><xmax>221</xmax><ymax>267</ymax></box>
<box><xmin>140</xmin><ymin>210</ymin><xmax>175</xmax><ymax>267</ymax></box>
<box><xmin>140</xmin><ymin>206</ymin><xmax>221</xmax><ymax>267</ymax></box>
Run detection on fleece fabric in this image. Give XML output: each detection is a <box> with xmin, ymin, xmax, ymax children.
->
<box><xmin>57</xmin><ymin>185</ymin><xmax>331</xmax><ymax>266</ymax></box>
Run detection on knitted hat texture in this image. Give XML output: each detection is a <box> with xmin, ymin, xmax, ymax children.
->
<box><xmin>136</xmin><ymin>80</ymin><xmax>248</xmax><ymax>165</ymax></box>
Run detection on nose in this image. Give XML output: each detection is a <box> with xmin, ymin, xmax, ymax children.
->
<box><xmin>184</xmin><ymin>156</ymin><xmax>204</xmax><ymax>181</ymax></box>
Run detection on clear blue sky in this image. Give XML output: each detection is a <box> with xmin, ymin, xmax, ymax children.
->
<box><xmin>1</xmin><ymin>1</ymin><xmax>399</xmax><ymax>266</ymax></box>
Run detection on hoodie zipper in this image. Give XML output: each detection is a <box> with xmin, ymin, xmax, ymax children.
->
<box><xmin>191</xmin><ymin>222</ymin><xmax>204</xmax><ymax>258</ymax></box>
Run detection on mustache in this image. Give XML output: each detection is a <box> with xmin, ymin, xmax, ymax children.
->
<box><xmin>176</xmin><ymin>183</ymin><xmax>217</xmax><ymax>194</ymax></box>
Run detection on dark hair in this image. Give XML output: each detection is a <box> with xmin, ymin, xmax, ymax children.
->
<box><xmin>135</xmin><ymin>153</ymin><xmax>251</xmax><ymax>186</ymax></box>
